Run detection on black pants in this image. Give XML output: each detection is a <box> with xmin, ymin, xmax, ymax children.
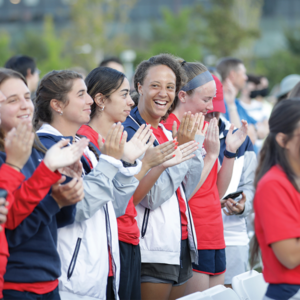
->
<box><xmin>119</xmin><ymin>241</ymin><xmax>141</xmax><ymax>300</ymax></box>
<box><xmin>3</xmin><ymin>287</ymin><xmax>60</xmax><ymax>300</ymax></box>
<box><xmin>107</xmin><ymin>276</ymin><xmax>115</xmax><ymax>300</ymax></box>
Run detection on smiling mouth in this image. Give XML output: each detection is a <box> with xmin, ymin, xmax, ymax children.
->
<box><xmin>18</xmin><ymin>114</ymin><xmax>30</xmax><ymax>119</ymax></box>
<box><xmin>154</xmin><ymin>100</ymin><xmax>168</xmax><ymax>107</ymax></box>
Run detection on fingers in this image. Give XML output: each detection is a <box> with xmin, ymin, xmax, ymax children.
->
<box><xmin>172</xmin><ymin>121</ymin><xmax>178</xmax><ymax>139</ymax></box>
<box><xmin>133</xmin><ymin>124</ymin><xmax>146</xmax><ymax>140</ymax></box>
<box><xmin>178</xmin><ymin>140</ymin><xmax>196</xmax><ymax>151</ymax></box>
<box><xmin>55</xmin><ymin>139</ymin><xmax>70</xmax><ymax>148</ymax></box>
<box><xmin>119</xmin><ymin>130</ymin><xmax>127</xmax><ymax>150</ymax></box>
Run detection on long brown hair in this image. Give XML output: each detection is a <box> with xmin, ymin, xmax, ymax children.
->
<box><xmin>0</xmin><ymin>68</ymin><xmax>46</xmax><ymax>153</ymax></box>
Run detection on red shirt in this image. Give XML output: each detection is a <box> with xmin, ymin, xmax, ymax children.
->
<box><xmin>78</xmin><ymin>125</ymin><xmax>141</xmax><ymax>275</ymax></box>
<box><xmin>151</xmin><ymin>124</ymin><xmax>188</xmax><ymax>240</ymax></box>
<box><xmin>0</xmin><ymin>162</ymin><xmax>61</xmax><ymax>297</ymax></box>
<box><xmin>255</xmin><ymin>165</ymin><xmax>300</xmax><ymax>284</ymax></box>
<box><xmin>163</xmin><ymin>113</ymin><xmax>225</xmax><ymax>249</ymax></box>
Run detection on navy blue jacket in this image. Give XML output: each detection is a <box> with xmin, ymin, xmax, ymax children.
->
<box><xmin>1</xmin><ymin>147</ymin><xmax>75</xmax><ymax>284</ymax></box>
<box><xmin>122</xmin><ymin>107</ymin><xmax>159</xmax><ymax>146</ymax></box>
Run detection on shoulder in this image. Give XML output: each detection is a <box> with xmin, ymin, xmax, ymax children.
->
<box><xmin>37</xmin><ymin>133</ymin><xmax>61</xmax><ymax>149</ymax></box>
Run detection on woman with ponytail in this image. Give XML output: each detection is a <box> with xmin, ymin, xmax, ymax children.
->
<box><xmin>35</xmin><ymin>70</ymin><xmax>153</xmax><ymax>300</ymax></box>
<box><xmin>253</xmin><ymin>99</ymin><xmax>300</xmax><ymax>300</ymax></box>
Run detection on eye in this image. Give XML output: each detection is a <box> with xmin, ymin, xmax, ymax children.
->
<box><xmin>8</xmin><ymin>97</ymin><xmax>17</xmax><ymax>103</ymax></box>
<box><xmin>167</xmin><ymin>86</ymin><xmax>175</xmax><ymax>90</ymax></box>
<box><xmin>122</xmin><ymin>92</ymin><xmax>128</xmax><ymax>98</ymax></box>
<box><xmin>151</xmin><ymin>84</ymin><xmax>158</xmax><ymax>88</ymax></box>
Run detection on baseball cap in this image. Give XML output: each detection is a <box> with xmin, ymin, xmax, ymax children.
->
<box><xmin>207</xmin><ymin>74</ymin><xmax>226</xmax><ymax>113</ymax></box>
<box><xmin>276</xmin><ymin>74</ymin><xmax>300</xmax><ymax>98</ymax></box>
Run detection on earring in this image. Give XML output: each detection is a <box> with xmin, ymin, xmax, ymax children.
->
<box><xmin>59</xmin><ymin>111</ymin><xmax>63</xmax><ymax>115</ymax></box>
<box><xmin>100</xmin><ymin>106</ymin><xmax>105</xmax><ymax>111</ymax></box>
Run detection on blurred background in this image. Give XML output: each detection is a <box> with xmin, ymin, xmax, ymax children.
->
<box><xmin>0</xmin><ymin>0</ymin><xmax>299</xmax><ymax>91</ymax></box>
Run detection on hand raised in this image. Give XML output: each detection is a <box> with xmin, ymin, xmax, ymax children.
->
<box><xmin>58</xmin><ymin>160</ymin><xmax>83</xmax><ymax>179</ymax></box>
<box><xmin>203</xmin><ymin>118</ymin><xmax>220</xmax><ymax>159</ymax></box>
<box><xmin>225</xmin><ymin>120</ymin><xmax>248</xmax><ymax>153</ymax></box>
<box><xmin>98</xmin><ymin>123</ymin><xmax>127</xmax><ymax>160</ymax></box>
<box><xmin>195</xmin><ymin>113</ymin><xmax>208</xmax><ymax>136</ymax></box>
<box><xmin>174</xmin><ymin>112</ymin><xmax>199</xmax><ymax>146</ymax></box>
<box><xmin>5</xmin><ymin>121</ymin><xmax>35</xmax><ymax>171</ymax></box>
<box><xmin>51</xmin><ymin>177</ymin><xmax>84</xmax><ymax>208</ymax></box>
<box><xmin>122</xmin><ymin>124</ymin><xmax>155</xmax><ymax>163</ymax></box>
<box><xmin>44</xmin><ymin>138</ymin><xmax>89</xmax><ymax>172</ymax></box>
<box><xmin>162</xmin><ymin>140</ymin><xmax>198</xmax><ymax>168</ymax></box>
<box><xmin>223</xmin><ymin>78</ymin><xmax>237</xmax><ymax>105</ymax></box>
<box><xmin>142</xmin><ymin>140</ymin><xmax>178</xmax><ymax>169</ymax></box>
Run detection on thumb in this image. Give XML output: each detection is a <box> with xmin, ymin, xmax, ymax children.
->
<box><xmin>172</xmin><ymin>121</ymin><xmax>177</xmax><ymax>139</ymax></box>
<box><xmin>55</xmin><ymin>139</ymin><xmax>70</xmax><ymax>148</ymax></box>
<box><xmin>55</xmin><ymin>175</ymin><xmax>66</xmax><ymax>185</ymax></box>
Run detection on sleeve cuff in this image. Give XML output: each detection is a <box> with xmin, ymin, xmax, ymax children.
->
<box><xmin>39</xmin><ymin>161</ymin><xmax>62</xmax><ymax>184</ymax></box>
<box><xmin>95</xmin><ymin>158</ymin><xmax>119</xmax><ymax>180</ymax></box>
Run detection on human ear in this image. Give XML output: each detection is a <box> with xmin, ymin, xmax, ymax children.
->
<box><xmin>275</xmin><ymin>132</ymin><xmax>287</xmax><ymax>148</ymax></box>
<box><xmin>94</xmin><ymin>93</ymin><xmax>106</xmax><ymax>107</ymax></box>
<box><xmin>50</xmin><ymin>99</ymin><xmax>64</xmax><ymax>114</ymax></box>
<box><xmin>137</xmin><ymin>83</ymin><xmax>143</xmax><ymax>96</ymax></box>
<box><xmin>178</xmin><ymin>90</ymin><xmax>187</xmax><ymax>103</ymax></box>
<box><xmin>26</xmin><ymin>68</ymin><xmax>33</xmax><ymax>79</ymax></box>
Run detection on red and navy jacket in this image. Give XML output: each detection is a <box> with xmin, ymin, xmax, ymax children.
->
<box><xmin>0</xmin><ymin>148</ymin><xmax>76</xmax><ymax>289</ymax></box>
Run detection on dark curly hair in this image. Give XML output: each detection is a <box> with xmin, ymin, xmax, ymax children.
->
<box><xmin>134</xmin><ymin>54</ymin><xmax>187</xmax><ymax>119</ymax></box>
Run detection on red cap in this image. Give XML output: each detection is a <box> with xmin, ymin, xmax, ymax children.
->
<box><xmin>207</xmin><ymin>74</ymin><xmax>226</xmax><ymax>114</ymax></box>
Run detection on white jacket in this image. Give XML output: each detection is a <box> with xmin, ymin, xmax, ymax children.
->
<box><xmin>136</xmin><ymin>124</ymin><xmax>202</xmax><ymax>265</ymax></box>
<box><xmin>37</xmin><ymin>124</ymin><xmax>142</xmax><ymax>300</ymax></box>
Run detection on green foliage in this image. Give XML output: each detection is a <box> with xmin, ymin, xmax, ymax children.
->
<box><xmin>285</xmin><ymin>26</ymin><xmax>300</xmax><ymax>55</ymax></box>
<box><xmin>194</xmin><ymin>1</ymin><xmax>260</xmax><ymax>57</ymax></box>
<box><xmin>0</xmin><ymin>32</ymin><xmax>12</xmax><ymax>67</ymax></box>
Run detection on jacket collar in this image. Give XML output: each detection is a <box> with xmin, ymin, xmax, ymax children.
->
<box><xmin>37</xmin><ymin>123</ymin><xmax>75</xmax><ymax>143</ymax></box>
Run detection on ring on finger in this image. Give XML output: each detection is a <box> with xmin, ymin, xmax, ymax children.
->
<box><xmin>160</xmin><ymin>150</ymin><xmax>164</xmax><ymax>154</ymax></box>
<box><xmin>187</xmin><ymin>129</ymin><xmax>191</xmax><ymax>132</ymax></box>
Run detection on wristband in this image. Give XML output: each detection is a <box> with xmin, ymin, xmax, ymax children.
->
<box><xmin>224</xmin><ymin>149</ymin><xmax>237</xmax><ymax>159</ymax></box>
<box><xmin>121</xmin><ymin>160</ymin><xmax>137</xmax><ymax>168</ymax></box>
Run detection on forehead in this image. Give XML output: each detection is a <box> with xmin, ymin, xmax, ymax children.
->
<box><xmin>235</xmin><ymin>64</ymin><xmax>246</xmax><ymax>73</ymax></box>
<box><xmin>0</xmin><ymin>78</ymin><xmax>29</xmax><ymax>95</ymax></box>
<box><xmin>70</xmin><ymin>78</ymin><xmax>87</xmax><ymax>92</ymax></box>
<box><xmin>193</xmin><ymin>80</ymin><xmax>216</xmax><ymax>97</ymax></box>
<box><xmin>145</xmin><ymin>65</ymin><xmax>176</xmax><ymax>83</ymax></box>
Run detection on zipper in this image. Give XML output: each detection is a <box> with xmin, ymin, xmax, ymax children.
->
<box><xmin>67</xmin><ymin>237</ymin><xmax>82</xmax><ymax>280</ymax></box>
<box><xmin>104</xmin><ymin>204</ymin><xmax>117</xmax><ymax>300</ymax></box>
<box><xmin>141</xmin><ymin>208</ymin><xmax>150</xmax><ymax>238</ymax></box>
<box><xmin>175</xmin><ymin>188</ymin><xmax>182</xmax><ymax>268</ymax></box>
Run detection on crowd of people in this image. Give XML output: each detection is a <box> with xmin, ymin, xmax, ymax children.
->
<box><xmin>0</xmin><ymin>52</ymin><xmax>299</xmax><ymax>300</ymax></box>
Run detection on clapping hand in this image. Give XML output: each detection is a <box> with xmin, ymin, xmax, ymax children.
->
<box><xmin>225</xmin><ymin>120</ymin><xmax>248</xmax><ymax>153</ymax></box>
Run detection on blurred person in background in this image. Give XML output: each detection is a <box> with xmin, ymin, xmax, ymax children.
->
<box><xmin>289</xmin><ymin>81</ymin><xmax>300</xmax><ymax>98</ymax></box>
<box><xmin>240</xmin><ymin>74</ymin><xmax>270</xmax><ymax>151</ymax></box>
<box><xmin>205</xmin><ymin>76</ymin><xmax>256</xmax><ymax>288</ymax></box>
<box><xmin>99</xmin><ymin>57</ymin><xmax>125</xmax><ymax>74</ymax></box>
<box><xmin>4</xmin><ymin>55</ymin><xmax>40</xmax><ymax>95</ymax></box>
<box><xmin>276</xmin><ymin>74</ymin><xmax>300</xmax><ymax>102</ymax></box>
<box><xmin>216</xmin><ymin>57</ymin><xmax>268</xmax><ymax>150</ymax></box>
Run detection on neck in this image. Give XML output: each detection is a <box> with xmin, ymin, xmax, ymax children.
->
<box><xmin>88</xmin><ymin>113</ymin><xmax>113</xmax><ymax>139</ymax></box>
<box><xmin>50</xmin><ymin>118</ymin><xmax>80</xmax><ymax>139</ymax></box>
<box><xmin>240</xmin><ymin>93</ymin><xmax>251</xmax><ymax>104</ymax></box>
<box><xmin>172</xmin><ymin>105</ymin><xmax>185</xmax><ymax>123</ymax></box>
<box><xmin>138</xmin><ymin>100</ymin><xmax>160</xmax><ymax>128</ymax></box>
<box><xmin>287</xmin><ymin>154</ymin><xmax>300</xmax><ymax>178</ymax></box>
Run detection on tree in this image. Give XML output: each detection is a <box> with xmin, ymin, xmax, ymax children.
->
<box><xmin>64</xmin><ymin>0</ymin><xmax>136</xmax><ymax>70</ymax></box>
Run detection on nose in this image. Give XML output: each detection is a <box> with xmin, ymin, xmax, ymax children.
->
<box><xmin>128</xmin><ymin>95</ymin><xmax>134</xmax><ymax>107</ymax></box>
<box><xmin>20</xmin><ymin>96</ymin><xmax>31</xmax><ymax>110</ymax></box>
<box><xmin>158</xmin><ymin>87</ymin><xmax>167</xmax><ymax>98</ymax></box>
<box><xmin>207</xmin><ymin>100</ymin><xmax>214</xmax><ymax>111</ymax></box>
<box><xmin>86</xmin><ymin>94</ymin><xmax>93</xmax><ymax>105</ymax></box>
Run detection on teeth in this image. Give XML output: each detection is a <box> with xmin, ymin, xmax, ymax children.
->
<box><xmin>155</xmin><ymin>100</ymin><xmax>167</xmax><ymax>106</ymax></box>
<box><xmin>19</xmin><ymin>115</ymin><xmax>29</xmax><ymax>119</ymax></box>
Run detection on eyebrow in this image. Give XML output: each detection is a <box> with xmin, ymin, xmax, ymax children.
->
<box><xmin>120</xmin><ymin>89</ymin><xmax>129</xmax><ymax>93</ymax></box>
<box><xmin>77</xmin><ymin>89</ymin><xmax>85</xmax><ymax>95</ymax></box>
<box><xmin>150</xmin><ymin>81</ymin><xmax>175</xmax><ymax>85</ymax></box>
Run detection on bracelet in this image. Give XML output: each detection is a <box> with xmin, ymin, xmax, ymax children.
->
<box><xmin>224</xmin><ymin>149</ymin><xmax>237</xmax><ymax>159</ymax></box>
<box><xmin>5</xmin><ymin>162</ymin><xmax>21</xmax><ymax>172</ymax></box>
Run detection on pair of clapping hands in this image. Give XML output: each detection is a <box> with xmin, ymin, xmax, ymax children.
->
<box><xmin>0</xmin><ymin>120</ymin><xmax>91</xmax><ymax>230</ymax></box>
